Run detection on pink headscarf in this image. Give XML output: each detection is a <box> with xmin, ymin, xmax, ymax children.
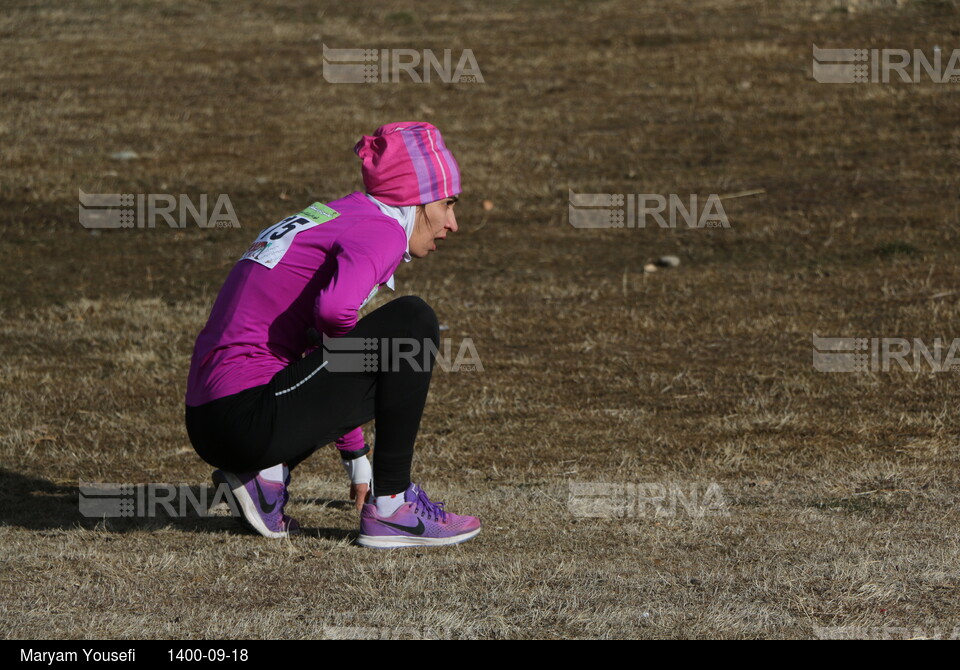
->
<box><xmin>354</xmin><ymin>122</ymin><xmax>461</xmax><ymax>207</ymax></box>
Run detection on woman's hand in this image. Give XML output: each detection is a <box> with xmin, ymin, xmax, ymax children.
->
<box><xmin>341</xmin><ymin>454</ymin><xmax>373</xmax><ymax>512</ymax></box>
<box><xmin>350</xmin><ymin>482</ymin><xmax>370</xmax><ymax>511</ymax></box>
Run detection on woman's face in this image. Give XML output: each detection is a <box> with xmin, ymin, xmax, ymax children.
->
<box><xmin>409</xmin><ymin>196</ymin><xmax>459</xmax><ymax>258</ymax></box>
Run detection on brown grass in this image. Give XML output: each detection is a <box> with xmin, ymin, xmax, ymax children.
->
<box><xmin>1</xmin><ymin>0</ymin><xmax>959</xmax><ymax>639</ymax></box>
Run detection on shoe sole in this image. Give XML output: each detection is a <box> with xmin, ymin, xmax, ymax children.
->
<box><xmin>356</xmin><ymin>527</ymin><xmax>480</xmax><ymax>548</ymax></box>
<box><xmin>212</xmin><ymin>470</ymin><xmax>295</xmax><ymax>539</ymax></box>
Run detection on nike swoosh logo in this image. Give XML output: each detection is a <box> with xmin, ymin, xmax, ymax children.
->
<box><xmin>254</xmin><ymin>479</ymin><xmax>277</xmax><ymax>514</ymax></box>
<box><xmin>379</xmin><ymin>518</ymin><xmax>425</xmax><ymax>535</ymax></box>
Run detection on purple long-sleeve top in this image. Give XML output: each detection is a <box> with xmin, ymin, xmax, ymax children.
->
<box><xmin>185</xmin><ymin>191</ymin><xmax>407</xmax><ymax>454</ymax></box>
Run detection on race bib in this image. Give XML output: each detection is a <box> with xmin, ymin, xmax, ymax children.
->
<box><xmin>240</xmin><ymin>202</ymin><xmax>340</xmax><ymax>269</ymax></box>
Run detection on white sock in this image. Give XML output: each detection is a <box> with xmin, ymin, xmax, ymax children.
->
<box><xmin>375</xmin><ymin>492</ymin><xmax>405</xmax><ymax>517</ymax></box>
<box><xmin>259</xmin><ymin>463</ymin><xmax>286</xmax><ymax>483</ymax></box>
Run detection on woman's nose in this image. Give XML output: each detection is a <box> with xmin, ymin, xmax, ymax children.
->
<box><xmin>448</xmin><ymin>214</ymin><xmax>458</xmax><ymax>233</ymax></box>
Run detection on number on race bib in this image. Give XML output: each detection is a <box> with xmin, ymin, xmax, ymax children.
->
<box><xmin>240</xmin><ymin>202</ymin><xmax>340</xmax><ymax>269</ymax></box>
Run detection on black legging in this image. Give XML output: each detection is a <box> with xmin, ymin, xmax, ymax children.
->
<box><xmin>184</xmin><ymin>295</ymin><xmax>440</xmax><ymax>496</ymax></box>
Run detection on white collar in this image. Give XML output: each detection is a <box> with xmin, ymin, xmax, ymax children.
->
<box><xmin>366</xmin><ymin>193</ymin><xmax>416</xmax><ymax>265</ymax></box>
<box><xmin>365</xmin><ymin>193</ymin><xmax>418</xmax><ymax>291</ymax></box>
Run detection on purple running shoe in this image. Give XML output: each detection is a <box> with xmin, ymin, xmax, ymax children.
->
<box><xmin>212</xmin><ymin>469</ymin><xmax>300</xmax><ymax>539</ymax></box>
<box><xmin>357</xmin><ymin>483</ymin><xmax>480</xmax><ymax>548</ymax></box>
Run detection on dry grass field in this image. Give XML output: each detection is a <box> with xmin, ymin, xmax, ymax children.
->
<box><xmin>1</xmin><ymin>0</ymin><xmax>959</xmax><ymax>639</ymax></box>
